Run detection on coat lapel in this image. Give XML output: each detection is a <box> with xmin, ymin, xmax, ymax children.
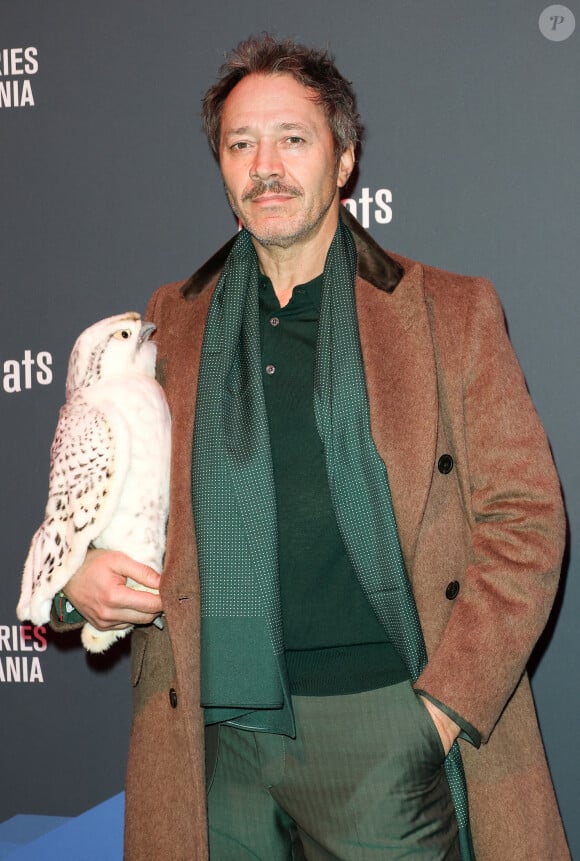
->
<box><xmin>355</xmin><ymin>259</ymin><xmax>438</xmax><ymax>570</ymax></box>
<box><xmin>158</xmin><ymin>281</ymin><xmax>216</xmax><ymax>600</ymax></box>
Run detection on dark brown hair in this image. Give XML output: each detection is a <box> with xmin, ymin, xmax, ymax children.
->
<box><xmin>201</xmin><ymin>34</ymin><xmax>362</xmax><ymax>160</ymax></box>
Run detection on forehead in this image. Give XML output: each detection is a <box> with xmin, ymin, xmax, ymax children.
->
<box><xmin>220</xmin><ymin>73</ymin><xmax>329</xmax><ymax>136</ymax></box>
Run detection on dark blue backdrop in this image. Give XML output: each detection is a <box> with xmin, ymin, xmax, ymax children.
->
<box><xmin>1</xmin><ymin>1</ymin><xmax>578</xmax><ymax>856</ymax></box>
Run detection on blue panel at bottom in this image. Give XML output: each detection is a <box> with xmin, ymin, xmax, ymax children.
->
<box><xmin>0</xmin><ymin>815</ymin><xmax>71</xmax><ymax>859</ymax></box>
<box><xmin>1</xmin><ymin>794</ymin><xmax>124</xmax><ymax>860</ymax></box>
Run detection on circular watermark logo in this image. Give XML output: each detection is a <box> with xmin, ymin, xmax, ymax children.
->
<box><xmin>539</xmin><ymin>5</ymin><xmax>576</xmax><ymax>40</ymax></box>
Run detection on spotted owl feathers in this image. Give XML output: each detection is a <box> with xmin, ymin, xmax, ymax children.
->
<box><xmin>17</xmin><ymin>312</ymin><xmax>171</xmax><ymax>653</ymax></box>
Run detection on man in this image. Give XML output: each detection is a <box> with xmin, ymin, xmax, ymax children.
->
<box><xmin>58</xmin><ymin>35</ymin><xmax>568</xmax><ymax>860</ymax></box>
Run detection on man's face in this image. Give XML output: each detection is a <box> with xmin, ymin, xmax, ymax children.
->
<box><xmin>219</xmin><ymin>73</ymin><xmax>354</xmax><ymax>249</ymax></box>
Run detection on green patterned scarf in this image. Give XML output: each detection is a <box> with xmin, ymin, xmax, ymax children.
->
<box><xmin>192</xmin><ymin>225</ymin><xmax>289</xmax><ymax>732</ymax></box>
<box><xmin>191</xmin><ymin>218</ymin><xmax>472</xmax><ymax>855</ymax></box>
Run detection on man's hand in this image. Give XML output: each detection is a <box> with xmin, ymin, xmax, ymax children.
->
<box><xmin>63</xmin><ymin>548</ymin><xmax>163</xmax><ymax>632</ymax></box>
<box><xmin>419</xmin><ymin>696</ymin><xmax>460</xmax><ymax>756</ymax></box>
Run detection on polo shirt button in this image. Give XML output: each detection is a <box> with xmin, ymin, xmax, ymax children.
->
<box><xmin>438</xmin><ymin>454</ymin><xmax>454</xmax><ymax>474</ymax></box>
<box><xmin>169</xmin><ymin>688</ymin><xmax>178</xmax><ymax>708</ymax></box>
<box><xmin>445</xmin><ymin>581</ymin><xmax>460</xmax><ymax>600</ymax></box>
<box><xmin>265</xmin><ymin>364</ymin><xmax>276</xmax><ymax>375</ymax></box>
<box><xmin>270</xmin><ymin>317</ymin><xmax>280</xmax><ymax>327</ymax></box>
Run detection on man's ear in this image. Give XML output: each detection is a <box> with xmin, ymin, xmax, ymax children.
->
<box><xmin>337</xmin><ymin>143</ymin><xmax>355</xmax><ymax>189</ymax></box>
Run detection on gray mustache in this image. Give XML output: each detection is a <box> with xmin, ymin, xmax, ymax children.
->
<box><xmin>242</xmin><ymin>181</ymin><xmax>302</xmax><ymax>201</ymax></box>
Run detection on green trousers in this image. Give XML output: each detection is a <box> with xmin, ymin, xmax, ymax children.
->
<box><xmin>206</xmin><ymin>681</ymin><xmax>460</xmax><ymax>860</ymax></box>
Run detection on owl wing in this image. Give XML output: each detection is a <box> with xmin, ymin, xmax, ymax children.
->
<box><xmin>17</xmin><ymin>396</ymin><xmax>130</xmax><ymax>624</ymax></box>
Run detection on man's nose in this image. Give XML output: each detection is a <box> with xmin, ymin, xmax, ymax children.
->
<box><xmin>250</xmin><ymin>140</ymin><xmax>284</xmax><ymax>181</ymax></box>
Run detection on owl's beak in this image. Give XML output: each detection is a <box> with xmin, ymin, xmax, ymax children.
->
<box><xmin>138</xmin><ymin>322</ymin><xmax>156</xmax><ymax>344</ymax></box>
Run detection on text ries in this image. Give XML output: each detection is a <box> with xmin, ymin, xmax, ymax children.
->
<box><xmin>0</xmin><ymin>47</ymin><xmax>39</xmax><ymax>108</ymax></box>
<box><xmin>0</xmin><ymin>624</ymin><xmax>47</xmax><ymax>684</ymax></box>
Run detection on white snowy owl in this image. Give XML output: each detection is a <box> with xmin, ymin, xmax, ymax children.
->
<box><xmin>17</xmin><ymin>312</ymin><xmax>171</xmax><ymax>653</ymax></box>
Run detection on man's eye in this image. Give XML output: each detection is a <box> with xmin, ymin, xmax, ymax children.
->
<box><xmin>286</xmin><ymin>136</ymin><xmax>305</xmax><ymax>145</ymax></box>
<box><xmin>230</xmin><ymin>141</ymin><xmax>249</xmax><ymax>151</ymax></box>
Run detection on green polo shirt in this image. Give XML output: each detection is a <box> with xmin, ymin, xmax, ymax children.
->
<box><xmin>259</xmin><ymin>273</ymin><xmax>409</xmax><ymax>696</ymax></box>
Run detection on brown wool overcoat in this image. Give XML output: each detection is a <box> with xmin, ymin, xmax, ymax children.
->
<box><xmin>123</xmin><ymin>215</ymin><xmax>569</xmax><ymax>860</ymax></box>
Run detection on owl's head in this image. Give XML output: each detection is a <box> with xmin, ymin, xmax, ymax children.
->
<box><xmin>66</xmin><ymin>313</ymin><xmax>157</xmax><ymax>397</ymax></box>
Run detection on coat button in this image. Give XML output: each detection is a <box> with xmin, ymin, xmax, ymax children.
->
<box><xmin>169</xmin><ymin>688</ymin><xmax>178</xmax><ymax>708</ymax></box>
<box><xmin>445</xmin><ymin>581</ymin><xmax>460</xmax><ymax>600</ymax></box>
<box><xmin>438</xmin><ymin>454</ymin><xmax>454</xmax><ymax>474</ymax></box>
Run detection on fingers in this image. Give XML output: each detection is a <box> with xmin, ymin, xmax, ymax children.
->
<box><xmin>112</xmin><ymin>552</ymin><xmax>162</xmax><ymax>591</ymax></box>
<box><xmin>417</xmin><ymin>696</ymin><xmax>460</xmax><ymax>756</ymax></box>
<box><xmin>63</xmin><ymin>549</ymin><xmax>163</xmax><ymax>632</ymax></box>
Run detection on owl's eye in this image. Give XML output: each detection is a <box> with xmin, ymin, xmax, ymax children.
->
<box><xmin>114</xmin><ymin>329</ymin><xmax>132</xmax><ymax>340</ymax></box>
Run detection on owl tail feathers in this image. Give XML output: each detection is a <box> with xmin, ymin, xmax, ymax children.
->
<box><xmin>17</xmin><ymin>537</ymin><xmax>54</xmax><ymax>625</ymax></box>
<box><xmin>16</xmin><ymin>595</ymin><xmax>52</xmax><ymax>626</ymax></box>
<box><xmin>81</xmin><ymin>623</ymin><xmax>133</xmax><ymax>653</ymax></box>
<box><xmin>18</xmin><ymin>523</ymin><xmax>83</xmax><ymax>626</ymax></box>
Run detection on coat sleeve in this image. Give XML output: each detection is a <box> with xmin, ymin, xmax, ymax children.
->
<box><xmin>414</xmin><ymin>276</ymin><xmax>565</xmax><ymax>744</ymax></box>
